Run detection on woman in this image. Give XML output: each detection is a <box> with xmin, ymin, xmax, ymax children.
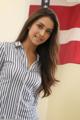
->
<box><xmin>0</xmin><ymin>8</ymin><xmax>59</xmax><ymax>120</ymax></box>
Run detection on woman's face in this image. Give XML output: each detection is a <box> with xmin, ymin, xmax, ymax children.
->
<box><xmin>27</xmin><ymin>16</ymin><xmax>54</xmax><ymax>46</ymax></box>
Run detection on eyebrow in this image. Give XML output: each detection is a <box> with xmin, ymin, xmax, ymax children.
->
<box><xmin>37</xmin><ymin>22</ymin><xmax>53</xmax><ymax>31</ymax></box>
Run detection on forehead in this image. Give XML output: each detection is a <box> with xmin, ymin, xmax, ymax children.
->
<box><xmin>34</xmin><ymin>16</ymin><xmax>54</xmax><ymax>29</ymax></box>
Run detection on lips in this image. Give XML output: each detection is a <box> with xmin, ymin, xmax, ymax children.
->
<box><xmin>33</xmin><ymin>35</ymin><xmax>43</xmax><ymax>42</ymax></box>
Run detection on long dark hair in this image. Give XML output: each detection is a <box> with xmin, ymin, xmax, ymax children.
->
<box><xmin>16</xmin><ymin>8</ymin><xmax>59</xmax><ymax>97</ymax></box>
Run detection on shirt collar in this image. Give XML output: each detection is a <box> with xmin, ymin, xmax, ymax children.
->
<box><xmin>14</xmin><ymin>41</ymin><xmax>23</xmax><ymax>49</ymax></box>
<box><xmin>14</xmin><ymin>41</ymin><xmax>40</xmax><ymax>61</ymax></box>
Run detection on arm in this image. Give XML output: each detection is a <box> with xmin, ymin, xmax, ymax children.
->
<box><xmin>0</xmin><ymin>43</ymin><xmax>5</xmax><ymax>71</ymax></box>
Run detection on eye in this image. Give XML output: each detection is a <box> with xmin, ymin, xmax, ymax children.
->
<box><xmin>46</xmin><ymin>29</ymin><xmax>52</xmax><ymax>35</ymax></box>
<box><xmin>37</xmin><ymin>24</ymin><xmax>43</xmax><ymax>29</ymax></box>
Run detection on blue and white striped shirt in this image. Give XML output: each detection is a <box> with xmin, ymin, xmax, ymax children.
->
<box><xmin>0</xmin><ymin>41</ymin><xmax>41</xmax><ymax>120</ymax></box>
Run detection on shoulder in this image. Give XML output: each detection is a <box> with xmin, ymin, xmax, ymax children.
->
<box><xmin>0</xmin><ymin>41</ymin><xmax>16</xmax><ymax>56</ymax></box>
<box><xmin>0</xmin><ymin>42</ymin><xmax>5</xmax><ymax>48</ymax></box>
<box><xmin>0</xmin><ymin>41</ymin><xmax>14</xmax><ymax>47</ymax></box>
<box><xmin>0</xmin><ymin>42</ymin><xmax>6</xmax><ymax>53</ymax></box>
<box><xmin>0</xmin><ymin>41</ymin><xmax>16</xmax><ymax>49</ymax></box>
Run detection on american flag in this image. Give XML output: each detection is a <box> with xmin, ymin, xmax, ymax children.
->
<box><xmin>28</xmin><ymin>0</ymin><xmax>80</xmax><ymax>64</ymax></box>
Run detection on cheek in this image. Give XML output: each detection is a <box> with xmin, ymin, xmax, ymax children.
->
<box><xmin>29</xmin><ymin>29</ymin><xmax>37</xmax><ymax>37</ymax></box>
<box><xmin>44</xmin><ymin>34</ymin><xmax>50</xmax><ymax>41</ymax></box>
<box><xmin>29</xmin><ymin>25</ymin><xmax>38</xmax><ymax>35</ymax></box>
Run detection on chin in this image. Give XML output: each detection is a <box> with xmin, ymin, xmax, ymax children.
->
<box><xmin>32</xmin><ymin>42</ymin><xmax>40</xmax><ymax>46</ymax></box>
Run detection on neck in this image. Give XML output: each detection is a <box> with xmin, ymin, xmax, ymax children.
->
<box><xmin>22</xmin><ymin>39</ymin><xmax>37</xmax><ymax>55</ymax></box>
<box><xmin>22</xmin><ymin>40</ymin><xmax>38</xmax><ymax>67</ymax></box>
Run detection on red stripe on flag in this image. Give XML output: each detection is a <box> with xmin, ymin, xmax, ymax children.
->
<box><xmin>50</xmin><ymin>4</ymin><xmax>80</xmax><ymax>30</ymax></box>
<box><xmin>29</xmin><ymin>5</ymin><xmax>80</xmax><ymax>30</ymax></box>
<box><xmin>59</xmin><ymin>41</ymin><xmax>80</xmax><ymax>64</ymax></box>
<box><xmin>29</xmin><ymin>5</ymin><xmax>41</xmax><ymax>15</ymax></box>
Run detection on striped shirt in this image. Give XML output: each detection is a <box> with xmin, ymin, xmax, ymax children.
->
<box><xmin>0</xmin><ymin>41</ymin><xmax>41</xmax><ymax>120</ymax></box>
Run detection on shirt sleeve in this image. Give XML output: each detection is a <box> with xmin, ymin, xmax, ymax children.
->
<box><xmin>0</xmin><ymin>43</ymin><xmax>5</xmax><ymax>70</ymax></box>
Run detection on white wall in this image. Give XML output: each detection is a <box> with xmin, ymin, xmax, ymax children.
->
<box><xmin>47</xmin><ymin>64</ymin><xmax>80</xmax><ymax>120</ymax></box>
<box><xmin>0</xmin><ymin>0</ymin><xmax>29</xmax><ymax>42</ymax></box>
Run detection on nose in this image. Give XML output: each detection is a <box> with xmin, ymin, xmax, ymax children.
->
<box><xmin>39</xmin><ymin>29</ymin><xmax>45</xmax><ymax>36</ymax></box>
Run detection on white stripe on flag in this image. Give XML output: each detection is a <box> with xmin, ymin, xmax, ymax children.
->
<box><xmin>50</xmin><ymin>0</ymin><xmax>79</xmax><ymax>6</ymax></box>
<box><xmin>59</xmin><ymin>28</ymin><xmax>80</xmax><ymax>44</ymax></box>
<box><xmin>29</xmin><ymin>0</ymin><xmax>79</xmax><ymax>6</ymax></box>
